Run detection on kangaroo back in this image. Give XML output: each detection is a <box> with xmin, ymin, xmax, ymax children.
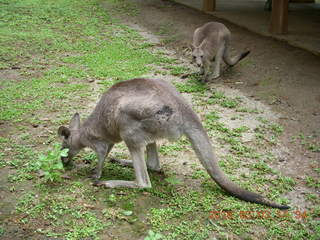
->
<box><xmin>183</xmin><ymin>114</ymin><xmax>289</xmax><ymax>209</ymax></box>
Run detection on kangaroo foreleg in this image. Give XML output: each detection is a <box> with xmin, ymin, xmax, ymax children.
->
<box><xmin>91</xmin><ymin>143</ymin><xmax>114</xmax><ymax>180</ymax></box>
<box><xmin>203</xmin><ymin>59</ymin><xmax>212</xmax><ymax>83</ymax></box>
<box><xmin>211</xmin><ymin>44</ymin><xmax>225</xmax><ymax>79</ymax></box>
<box><xmin>95</xmin><ymin>145</ymin><xmax>151</xmax><ymax>188</ymax></box>
<box><xmin>199</xmin><ymin>66</ymin><xmax>204</xmax><ymax>75</ymax></box>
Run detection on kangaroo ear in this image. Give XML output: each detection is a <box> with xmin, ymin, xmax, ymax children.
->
<box><xmin>69</xmin><ymin>113</ymin><xmax>80</xmax><ymax>130</ymax></box>
<box><xmin>58</xmin><ymin>126</ymin><xmax>70</xmax><ymax>139</ymax></box>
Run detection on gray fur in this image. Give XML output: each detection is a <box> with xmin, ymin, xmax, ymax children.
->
<box><xmin>191</xmin><ymin>22</ymin><xmax>250</xmax><ymax>82</ymax></box>
<box><xmin>58</xmin><ymin>78</ymin><xmax>288</xmax><ymax>209</ymax></box>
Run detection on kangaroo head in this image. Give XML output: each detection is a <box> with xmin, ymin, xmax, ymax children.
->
<box><xmin>191</xmin><ymin>44</ymin><xmax>205</xmax><ymax>68</ymax></box>
<box><xmin>58</xmin><ymin>113</ymin><xmax>84</xmax><ymax>167</ymax></box>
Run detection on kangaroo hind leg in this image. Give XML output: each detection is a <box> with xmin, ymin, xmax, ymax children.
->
<box><xmin>146</xmin><ymin>142</ymin><xmax>161</xmax><ymax>172</ymax></box>
<box><xmin>110</xmin><ymin>142</ymin><xmax>161</xmax><ymax>172</ymax></box>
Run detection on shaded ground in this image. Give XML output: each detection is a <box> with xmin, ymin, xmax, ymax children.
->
<box><xmin>175</xmin><ymin>0</ymin><xmax>320</xmax><ymax>55</ymax></box>
<box><xmin>0</xmin><ymin>0</ymin><xmax>319</xmax><ymax>239</ymax></box>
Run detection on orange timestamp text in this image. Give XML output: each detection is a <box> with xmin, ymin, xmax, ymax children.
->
<box><xmin>209</xmin><ymin>209</ymin><xmax>313</xmax><ymax>221</ymax></box>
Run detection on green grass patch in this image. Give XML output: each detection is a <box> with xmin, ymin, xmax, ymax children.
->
<box><xmin>174</xmin><ymin>77</ymin><xmax>208</xmax><ymax>93</ymax></box>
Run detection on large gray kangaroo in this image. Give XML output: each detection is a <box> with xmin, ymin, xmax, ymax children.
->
<box><xmin>191</xmin><ymin>22</ymin><xmax>250</xmax><ymax>82</ymax></box>
<box><xmin>58</xmin><ymin>78</ymin><xmax>289</xmax><ymax>209</ymax></box>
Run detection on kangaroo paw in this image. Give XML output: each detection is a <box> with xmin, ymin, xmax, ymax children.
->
<box><xmin>110</xmin><ymin>158</ymin><xmax>133</xmax><ymax>167</ymax></box>
<box><xmin>211</xmin><ymin>73</ymin><xmax>220</xmax><ymax>80</ymax></box>
<box><xmin>152</xmin><ymin>167</ymin><xmax>163</xmax><ymax>173</ymax></box>
<box><xmin>90</xmin><ymin>169</ymin><xmax>102</xmax><ymax>180</ymax></box>
<box><xmin>202</xmin><ymin>76</ymin><xmax>210</xmax><ymax>83</ymax></box>
<box><xmin>181</xmin><ymin>73</ymin><xmax>190</xmax><ymax>79</ymax></box>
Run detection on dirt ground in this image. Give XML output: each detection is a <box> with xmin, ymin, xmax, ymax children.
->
<box><xmin>106</xmin><ymin>0</ymin><xmax>320</xmax><ymax>182</ymax></box>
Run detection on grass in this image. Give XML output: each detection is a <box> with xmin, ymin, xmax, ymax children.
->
<box><xmin>291</xmin><ymin>133</ymin><xmax>320</xmax><ymax>153</ymax></box>
<box><xmin>0</xmin><ymin>0</ymin><xmax>318</xmax><ymax>239</ymax></box>
<box><xmin>174</xmin><ymin>76</ymin><xmax>208</xmax><ymax>93</ymax></box>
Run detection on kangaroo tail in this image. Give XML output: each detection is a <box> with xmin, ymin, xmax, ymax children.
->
<box><xmin>223</xmin><ymin>38</ymin><xmax>250</xmax><ymax>66</ymax></box>
<box><xmin>184</xmin><ymin>121</ymin><xmax>289</xmax><ymax>210</ymax></box>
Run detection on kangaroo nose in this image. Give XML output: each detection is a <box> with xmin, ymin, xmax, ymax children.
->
<box><xmin>197</xmin><ymin>63</ymin><xmax>201</xmax><ymax>67</ymax></box>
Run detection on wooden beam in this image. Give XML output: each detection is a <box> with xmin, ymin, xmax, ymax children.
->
<box><xmin>269</xmin><ymin>0</ymin><xmax>289</xmax><ymax>34</ymax></box>
<box><xmin>202</xmin><ymin>0</ymin><xmax>216</xmax><ymax>12</ymax></box>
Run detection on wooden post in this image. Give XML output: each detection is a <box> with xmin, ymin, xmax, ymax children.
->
<box><xmin>269</xmin><ymin>0</ymin><xmax>289</xmax><ymax>34</ymax></box>
<box><xmin>202</xmin><ymin>0</ymin><xmax>216</xmax><ymax>12</ymax></box>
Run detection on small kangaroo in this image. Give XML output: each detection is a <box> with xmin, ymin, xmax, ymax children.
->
<box><xmin>58</xmin><ymin>78</ymin><xmax>288</xmax><ymax>209</ymax></box>
<box><xmin>191</xmin><ymin>22</ymin><xmax>250</xmax><ymax>82</ymax></box>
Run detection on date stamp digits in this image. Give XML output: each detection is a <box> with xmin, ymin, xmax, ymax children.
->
<box><xmin>209</xmin><ymin>209</ymin><xmax>311</xmax><ymax>221</ymax></box>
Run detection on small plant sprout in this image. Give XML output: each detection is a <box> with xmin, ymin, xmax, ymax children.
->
<box><xmin>37</xmin><ymin>144</ymin><xmax>68</xmax><ymax>183</ymax></box>
<box><xmin>144</xmin><ymin>230</ymin><xmax>163</xmax><ymax>240</ymax></box>
<box><xmin>165</xmin><ymin>176</ymin><xmax>182</xmax><ymax>185</ymax></box>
